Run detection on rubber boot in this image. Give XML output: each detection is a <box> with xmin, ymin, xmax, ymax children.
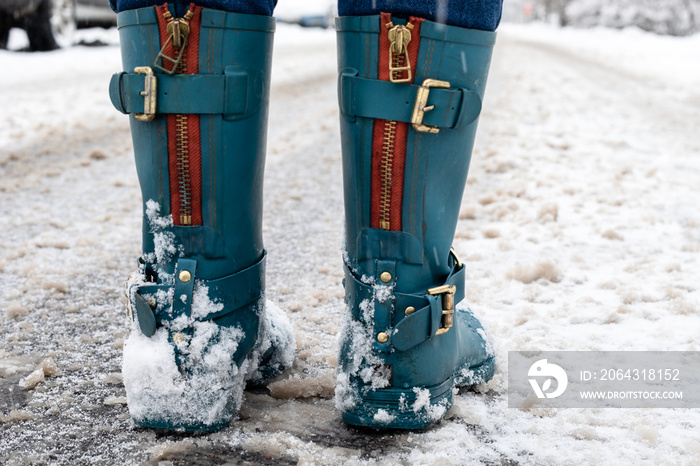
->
<box><xmin>109</xmin><ymin>4</ymin><xmax>294</xmax><ymax>431</ymax></box>
<box><xmin>335</xmin><ymin>13</ymin><xmax>496</xmax><ymax>429</ymax></box>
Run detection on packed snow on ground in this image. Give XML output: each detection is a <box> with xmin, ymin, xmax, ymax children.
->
<box><xmin>1</xmin><ymin>19</ymin><xmax>699</xmax><ymax>465</ymax></box>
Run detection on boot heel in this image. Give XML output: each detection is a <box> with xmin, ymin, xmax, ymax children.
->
<box><xmin>454</xmin><ymin>355</ymin><xmax>496</xmax><ymax>388</ymax></box>
<box><xmin>341</xmin><ymin>378</ymin><xmax>455</xmax><ymax>430</ymax></box>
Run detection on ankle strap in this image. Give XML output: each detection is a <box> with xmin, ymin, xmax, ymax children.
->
<box><xmin>343</xmin><ymin>253</ymin><xmax>465</xmax><ymax>352</ymax></box>
<box><xmin>129</xmin><ymin>253</ymin><xmax>265</xmax><ymax>337</ymax></box>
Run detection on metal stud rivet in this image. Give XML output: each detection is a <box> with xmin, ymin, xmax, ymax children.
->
<box><xmin>377</xmin><ymin>332</ymin><xmax>389</xmax><ymax>344</ymax></box>
<box><xmin>379</xmin><ymin>272</ymin><xmax>392</xmax><ymax>283</ymax></box>
<box><xmin>179</xmin><ymin>270</ymin><xmax>191</xmax><ymax>283</ymax></box>
<box><xmin>405</xmin><ymin>306</ymin><xmax>416</xmax><ymax>316</ymax></box>
<box><xmin>172</xmin><ymin>332</ymin><xmax>185</xmax><ymax>344</ymax></box>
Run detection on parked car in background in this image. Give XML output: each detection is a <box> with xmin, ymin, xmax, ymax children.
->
<box><xmin>75</xmin><ymin>0</ymin><xmax>116</xmax><ymax>27</ymax></box>
<box><xmin>0</xmin><ymin>0</ymin><xmax>116</xmax><ymax>51</ymax></box>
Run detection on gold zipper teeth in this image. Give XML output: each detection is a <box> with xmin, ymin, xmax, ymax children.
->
<box><xmin>176</xmin><ymin>114</ymin><xmax>191</xmax><ymax>225</ymax></box>
<box><xmin>173</xmin><ymin>15</ymin><xmax>191</xmax><ymax>226</ymax></box>
<box><xmin>379</xmin><ymin>120</ymin><xmax>397</xmax><ymax>230</ymax></box>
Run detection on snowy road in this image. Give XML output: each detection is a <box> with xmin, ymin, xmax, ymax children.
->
<box><xmin>1</xmin><ymin>23</ymin><xmax>699</xmax><ymax>464</ymax></box>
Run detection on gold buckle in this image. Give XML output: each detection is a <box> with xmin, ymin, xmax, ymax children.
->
<box><xmin>450</xmin><ymin>247</ymin><xmax>463</xmax><ymax>269</ymax></box>
<box><xmin>427</xmin><ymin>284</ymin><xmax>456</xmax><ymax>335</ymax></box>
<box><xmin>134</xmin><ymin>66</ymin><xmax>156</xmax><ymax>122</ymax></box>
<box><xmin>411</xmin><ymin>78</ymin><xmax>450</xmax><ymax>134</ymax></box>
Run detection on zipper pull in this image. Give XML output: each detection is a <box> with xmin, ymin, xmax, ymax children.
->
<box><xmin>167</xmin><ymin>10</ymin><xmax>193</xmax><ymax>50</ymax></box>
<box><xmin>153</xmin><ymin>9</ymin><xmax>194</xmax><ymax>75</ymax></box>
<box><xmin>386</xmin><ymin>21</ymin><xmax>414</xmax><ymax>83</ymax></box>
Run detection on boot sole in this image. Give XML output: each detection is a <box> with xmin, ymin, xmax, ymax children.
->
<box><xmin>127</xmin><ymin>380</ymin><xmax>242</xmax><ymax>433</ymax></box>
<box><xmin>341</xmin><ymin>356</ymin><xmax>495</xmax><ymax>430</ymax></box>
<box><xmin>135</xmin><ymin>418</ymin><xmax>229</xmax><ymax>432</ymax></box>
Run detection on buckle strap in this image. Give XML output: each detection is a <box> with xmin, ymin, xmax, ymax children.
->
<box><xmin>132</xmin><ymin>291</ymin><xmax>158</xmax><ymax>337</ymax></box>
<box><xmin>342</xmin><ymin>253</ymin><xmax>465</xmax><ymax>352</ymax></box>
<box><xmin>391</xmin><ymin>258</ymin><xmax>465</xmax><ymax>352</ymax></box>
<box><xmin>339</xmin><ymin>72</ymin><xmax>482</xmax><ymax>130</ymax></box>
<box><xmin>109</xmin><ymin>65</ymin><xmax>262</xmax><ymax>119</ymax></box>
<box><xmin>130</xmin><ymin>253</ymin><xmax>266</xmax><ymax>337</ymax></box>
<box><xmin>373</xmin><ymin>260</ymin><xmax>396</xmax><ymax>354</ymax></box>
<box><xmin>172</xmin><ymin>258</ymin><xmax>197</xmax><ymax>318</ymax></box>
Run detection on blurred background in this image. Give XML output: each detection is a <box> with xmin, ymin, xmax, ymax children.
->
<box><xmin>503</xmin><ymin>0</ymin><xmax>700</xmax><ymax>36</ymax></box>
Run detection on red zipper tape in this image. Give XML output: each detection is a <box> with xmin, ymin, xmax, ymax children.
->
<box><xmin>370</xmin><ymin>13</ymin><xmax>423</xmax><ymax>231</ymax></box>
<box><xmin>156</xmin><ymin>3</ymin><xmax>203</xmax><ymax>227</ymax></box>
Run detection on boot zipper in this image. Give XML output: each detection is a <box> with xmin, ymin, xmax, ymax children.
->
<box><xmin>173</xmin><ymin>12</ymin><xmax>192</xmax><ymax>226</ymax></box>
<box><xmin>378</xmin><ymin>21</ymin><xmax>413</xmax><ymax>230</ymax></box>
<box><xmin>371</xmin><ymin>16</ymin><xmax>422</xmax><ymax>231</ymax></box>
<box><xmin>167</xmin><ymin>9</ymin><xmax>193</xmax><ymax>226</ymax></box>
<box><xmin>156</xmin><ymin>5</ymin><xmax>202</xmax><ymax>227</ymax></box>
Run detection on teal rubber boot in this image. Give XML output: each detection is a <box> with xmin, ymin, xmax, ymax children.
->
<box><xmin>109</xmin><ymin>5</ymin><xmax>294</xmax><ymax>431</ymax></box>
<box><xmin>335</xmin><ymin>14</ymin><xmax>496</xmax><ymax>429</ymax></box>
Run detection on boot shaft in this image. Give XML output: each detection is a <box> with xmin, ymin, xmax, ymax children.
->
<box><xmin>111</xmin><ymin>5</ymin><xmax>275</xmax><ymax>281</ymax></box>
<box><xmin>337</xmin><ymin>14</ymin><xmax>495</xmax><ymax>293</ymax></box>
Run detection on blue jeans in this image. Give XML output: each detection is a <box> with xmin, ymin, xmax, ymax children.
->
<box><xmin>109</xmin><ymin>0</ymin><xmax>276</xmax><ymax>16</ymax></box>
<box><xmin>110</xmin><ymin>0</ymin><xmax>502</xmax><ymax>31</ymax></box>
